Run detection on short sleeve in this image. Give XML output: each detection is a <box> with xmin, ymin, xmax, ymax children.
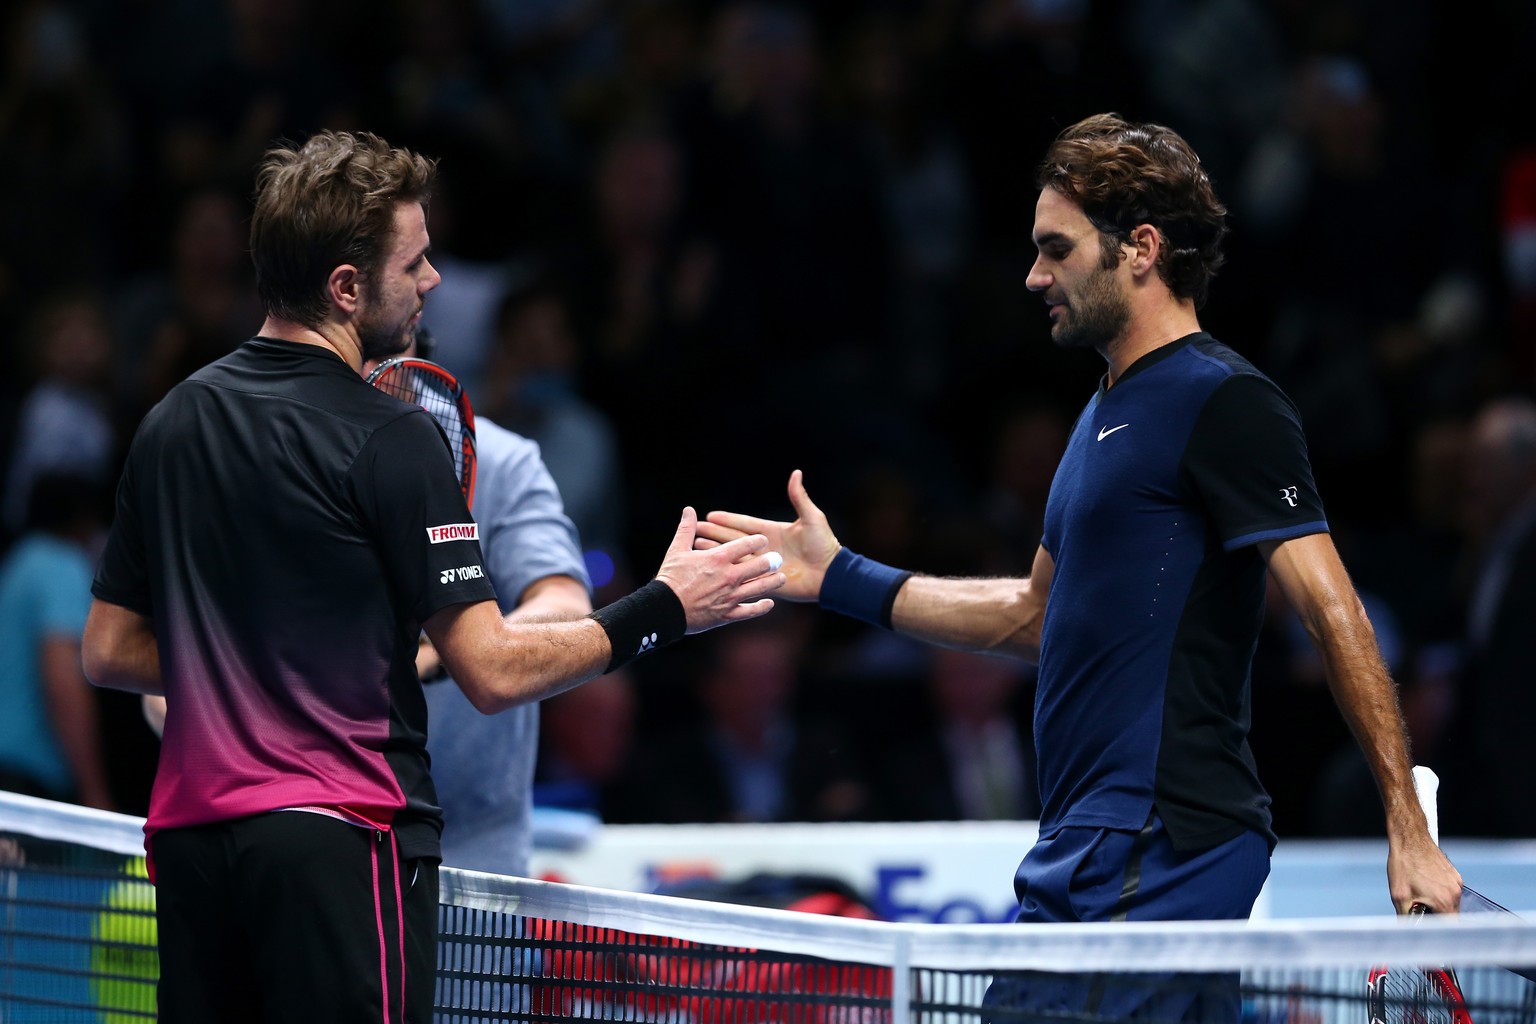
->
<box><xmin>92</xmin><ymin>443</ymin><xmax>153</xmax><ymax>615</ymax></box>
<box><xmin>1181</xmin><ymin>374</ymin><xmax>1328</xmax><ymax>551</ymax></box>
<box><xmin>351</xmin><ymin>411</ymin><xmax>498</xmax><ymax>622</ymax></box>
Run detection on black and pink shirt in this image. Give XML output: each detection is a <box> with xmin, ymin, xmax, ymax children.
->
<box><xmin>93</xmin><ymin>337</ymin><xmax>495</xmax><ymax>861</ymax></box>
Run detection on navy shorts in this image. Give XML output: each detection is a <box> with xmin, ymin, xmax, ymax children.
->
<box><xmin>984</xmin><ymin>813</ymin><xmax>1269</xmax><ymax>1023</ymax></box>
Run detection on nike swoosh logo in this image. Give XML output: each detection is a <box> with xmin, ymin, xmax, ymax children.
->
<box><xmin>1097</xmin><ymin>424</ymin><xmax>1130</xmax><ymax>441</ymax></box>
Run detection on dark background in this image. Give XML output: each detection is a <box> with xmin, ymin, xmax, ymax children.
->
<box><xmin>2</xmin><ymin>0</ymin><xmax>1533</xmax><ymax>837</ymax></box>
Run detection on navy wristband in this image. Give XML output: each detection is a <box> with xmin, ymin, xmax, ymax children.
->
<box><xmin>591</xmin><ymin>579</ymin><xmax>688</xmax><ymax>672</ymax></box>
<box><xmin>818</xmin><ymin>548</ymin><xmax>913</xmax><ymax>629</ymax></box>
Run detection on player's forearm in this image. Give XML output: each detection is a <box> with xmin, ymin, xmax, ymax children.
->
<box><xmin>432</xmin><ymin>584</ymin><xmax>675</xmax><ymax>713</ymax></box>
<box><xmin>1263</xmin><ymin>535</ymin><xmax>1429</xmax><ymax>841</ymax></box>
<box><xmin>434</xmin><ymin>612</ymin><xmax>610</xmax><ymax>713</ymax></box>
<box><xmin>1308</xmin><ymin>594</ymin><xmax>1423</xmax><ymax>839</ymax></box>
<box><xmin>892</xmin><ymin>575</ymin><xmax>1043</xmax><ymax>661</ymax></box>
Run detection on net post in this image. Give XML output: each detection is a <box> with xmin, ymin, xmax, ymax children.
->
<box><xmin>891</xmin><ymin>929</ymin><xmax>912</xmax><ymax>1024</ymax></box>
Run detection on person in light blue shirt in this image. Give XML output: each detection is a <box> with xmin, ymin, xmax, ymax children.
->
<box><xmin>421</xmin><ymin>414</ymin><xmax>592</xmax><ymax>874</ymax></box>
<box><xmin>0</xmin><ymin>473</ymin><xmax>115</xmax><ymax>809</ymax></box>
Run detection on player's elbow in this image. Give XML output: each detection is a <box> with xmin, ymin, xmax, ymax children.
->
<box><xmin>80</xmin><ymin>631</ymin><xmax>125</xmax><ymax>691</ymax></box>
<box><xmin>82</xmin><ymin>600</ymin><xmax>161</xmax><ymax>694</ymax></box>
<box><xmin>81</xmin><ymin>612</ymin><xmax>119</xmax><ymax>690</ymax></box>
<box><xmin>449</xmin><ymin>671</ymin><xmax>519</xmax><ymax>715</ymax></box>
<box><xmin>79</xmin><ymin>636</ymin><xmax>108</xmax><ymax>689</ymax></box>
<box><xmin>993</xmin><ymin>593</ymin><xmax>1044</xmax><ymax>662</ymax></box>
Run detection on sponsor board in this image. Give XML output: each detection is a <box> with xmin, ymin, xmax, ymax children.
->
<box><xmin>526</xmin><ymin>819</ymin><xmax>1536</xmax><ymax>920</ymax></box>
<box><xmin>530</xmin><ymin>820</ymin><xmax>1033</xmax><ymax>923</ymax></box>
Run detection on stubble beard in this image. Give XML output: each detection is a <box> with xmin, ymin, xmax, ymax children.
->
<box><xmin>1051</xmin><ymin>265</ymin><xmax>1131</xmax><ymax>352</ymax></box>
<box><xmin>358</xmin><ymin>306</ymin><xmax>419</xmax><ymax>365</ymax></box>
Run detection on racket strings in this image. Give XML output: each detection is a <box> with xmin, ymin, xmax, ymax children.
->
<box><xmin>394</xmin><ymin>378</ymin><xmax>467</xmax><ymax>447</ymax></box>
<box><xmin>370</xmin><ymin>364</ymin><xmax>477</xmax><ymax>501</ymax></box>
<box><xmin>1372</xmin><ymin>968</ymin><xmax>1464</xmax><ymax>1024</ymax></box>
<box><xmin>1377</xmin><ymin>972</ymin><xmax>1438</xmax><ymax>1017</ymax></box>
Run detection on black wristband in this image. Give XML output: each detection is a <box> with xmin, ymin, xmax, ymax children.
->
<box><xmin>590</xmin><ymin>579</ymin><xmax>688</xmax><ymax>672</ymax></box>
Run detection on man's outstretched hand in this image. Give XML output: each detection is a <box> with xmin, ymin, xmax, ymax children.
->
<box><xmin>657</xmin><ymin>506</ymin><xmax>784</xmax><ymax>633</ymax></box>
<box><xmin>694</xmin><ymin>470</ymin><xmax>840</xmax><ymax>604</ymax></box>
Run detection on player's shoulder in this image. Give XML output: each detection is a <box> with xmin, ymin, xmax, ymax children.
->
<box><xmin>1175</xmin><ymin>334</ymin><xmax>1293</xmax><ymax>403</ymax></box>
<box><xmin>1178</xmin><ymin>334</ymin><xmax>1266</xmax><ymax>380</ymax></box>
<box><xmin>1178</xmin><ymin>345</ymin><xmax>1308</xmax><ymax>443</ymax></box>
<box><xmin>170</xmin><ymin>338</ymin><xmax>418</xmax><ymax>432</ymax></box>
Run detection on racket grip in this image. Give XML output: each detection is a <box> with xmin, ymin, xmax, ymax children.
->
<box><xmin>1412</xmin><ymin>765</ymin><xmax>1440</xmax><ymax>845</ymax></box>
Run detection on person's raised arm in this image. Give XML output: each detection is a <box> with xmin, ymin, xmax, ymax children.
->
<box><xmin>430</xmin><ymin>507</ymin><xmax>781</xmax><ymax>713</ymax></box>
<box><xmin>697</xmin><ymin>470</ymin><xmax>1049</xmax><ymax>661</ymax></box>
<box><xmin>1262</xmin><ymin>532</ymin><xmax>1462</xmax><ymax>914</ymax></box>
<box><xmin>82</xmin><ymin>599</ymin><xmax>163</xmax><ymax>696</ymax></box>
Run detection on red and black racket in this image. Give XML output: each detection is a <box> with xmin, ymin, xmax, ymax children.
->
<box><xmin>1367</xmin><ymin>956</ymin><xmax>1472</xmax><ymax>1024</ymax></box>
<box><xmin>365</xmin><ymin>356</ymin><xmax>477</xmax><ymax>506</ymax></box>
<box><xmin>1365</xmin><ymin>768</ymin><xmax>1477</xmax><ymax>1024</ymax></box>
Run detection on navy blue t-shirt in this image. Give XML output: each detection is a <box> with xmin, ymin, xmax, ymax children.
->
<box><xmin>1037</xmin><ymin>333</ymin><xmax>1326</xmax><ymax>851</ymax></box>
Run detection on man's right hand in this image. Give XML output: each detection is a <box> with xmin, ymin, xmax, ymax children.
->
<box><xmin>694</xmin><ymin>470</ymin><xmax>840</xmax><ymax>604</ymax></box>
<box><xmin>657</xmin><ymin>506</ymin><xmax>785</xmax><ymax>633</ymax></box>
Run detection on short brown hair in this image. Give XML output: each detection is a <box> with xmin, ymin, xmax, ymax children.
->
<box><xmin>250</xmin><ymin>131</ymin><xmax>437</xmax><ymax>327</ymax></box>
<box><xmin>1037</xmin><ymin>113</ymin><xmax>1227</xmax><ymax>309</ymax></box>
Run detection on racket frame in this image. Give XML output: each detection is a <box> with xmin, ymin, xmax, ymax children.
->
<box><xmin>365</xmin><ymin>356</ymin><xmax>478</xmax><ymax>506</ymax></box>
<box><xmin>1366</xmin><ymin>961</ymin><xmax>1473</xmax><ymax>1024</ymax></box>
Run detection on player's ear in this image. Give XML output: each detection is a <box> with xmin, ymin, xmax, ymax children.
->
<box><xmin>1126</xmin><ymin>224</ymin><xmax>1160</xmax><ymax>277</ymax></box>
<box><xmin>328</xmin><ymin>264</ymin><xmax>363</xmax><ymax>316</ymax></box>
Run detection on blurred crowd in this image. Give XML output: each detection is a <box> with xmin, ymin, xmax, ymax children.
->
<box><xmin>2</xmin><ymin>0</ymin><xmax>1535</xmax><ymax>838</ymax></box>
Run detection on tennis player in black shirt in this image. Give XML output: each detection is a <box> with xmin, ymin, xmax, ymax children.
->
<box><xmin>82</xmin><ymin>130</ymin><xmax>784</xmax><ymax>1024</ymax></box>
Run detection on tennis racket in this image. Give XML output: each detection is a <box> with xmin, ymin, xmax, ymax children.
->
<box><xmin>1367</xmin><ymin>963</ymin><xmax>1472</xmax><ymax>1024</ymax></box>
<box><xmin>1366</xmin><ymin>767</ymin><xmax>1473</xmax><ymax>1024</ymax></box>
<box><xmin>366</xmin><ymin>356</ymin><xmax>478</xmax><ymax>506</ymax></box>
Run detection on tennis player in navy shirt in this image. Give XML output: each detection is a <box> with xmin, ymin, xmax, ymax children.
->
<box><xmin>700</xmin><ymin>113</ymin><xmax>1461</xmax><ymax>1018</ymax></box>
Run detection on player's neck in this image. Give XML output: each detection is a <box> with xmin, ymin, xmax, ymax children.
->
<box><xmin>1102</xmin><ymin>303</ymin><xmax>1202</xmax><ymax>387</ymax></box>
<box><xmin>258</xmin><ymin>316</ymin><xmax>365</xmax><ymax>372</ymax></box>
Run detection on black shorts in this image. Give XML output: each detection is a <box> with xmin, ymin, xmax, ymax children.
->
<box><xmin>151</xmin><ymin>811</ymin><xmax>439</xmax><ymax>1023</ymax></box>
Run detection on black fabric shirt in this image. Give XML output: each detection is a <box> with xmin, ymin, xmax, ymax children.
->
<box><xmin>94</xmin><ymin>337</ymin><xmax>496</xmax><ymax>859</ymax></box>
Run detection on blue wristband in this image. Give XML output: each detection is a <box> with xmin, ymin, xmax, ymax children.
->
<box><xmin>818</xmin><ymin>548</ymin><xmax>913</xmax><ymax>629</ymax></box>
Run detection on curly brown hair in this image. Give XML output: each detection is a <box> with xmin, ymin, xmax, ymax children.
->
<box><xmin>250</xmin><ymin>131</ymin><xmax>437</xmax><ymax>328</ymax></box>
<box><xmin>1036</xmin><ymin>113</ymin><xmax>1227</xmax><ymax>309</ymax></box>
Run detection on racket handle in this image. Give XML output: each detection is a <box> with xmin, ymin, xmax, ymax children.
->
<box><xmin>1411</xmin><ymin>765</ymin><xmax>1440</xmax><ymax>846</ymax></box>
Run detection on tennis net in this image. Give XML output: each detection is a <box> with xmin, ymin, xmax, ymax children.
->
<box><xmin>5</xmin><ymin>791</ymin><xmax>1536</xmax><ymax>1023</ymax></box>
